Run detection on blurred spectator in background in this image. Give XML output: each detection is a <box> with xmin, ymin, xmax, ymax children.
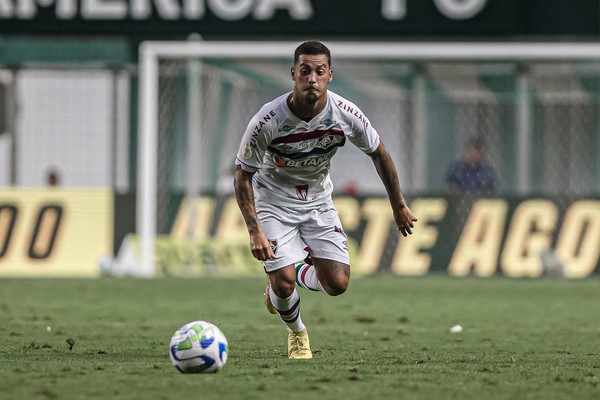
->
<box><xmin>445</xmin><ymin>137</ymin><xmax>497</xmax><ymax>195</ymax></box>
<box><xmin>342</xmin><ymin>180</ymin><xmax>360</xmax><ymax>196</ymax></box>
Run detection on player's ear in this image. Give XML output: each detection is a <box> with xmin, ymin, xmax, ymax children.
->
<box><xmin>291</xmin><ymin>67</ymin><xmax>295</xmax><ymax>80</ymax></box>
<box><xmin>328</xmin><ymin>69</ymin><xmax>333</xmax><ymax>83</ymax></box>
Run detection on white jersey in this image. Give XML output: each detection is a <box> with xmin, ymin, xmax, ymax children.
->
<box><xmin>235</xmin><ymin>90</ymin><xmax>380</xmax><ymax>206</ymax></box>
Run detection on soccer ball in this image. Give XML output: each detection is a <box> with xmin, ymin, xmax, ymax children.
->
<box><xmin>169</xmin><ymin>320</ymin><xmax>229</xmax><ymax>373</ymax></box>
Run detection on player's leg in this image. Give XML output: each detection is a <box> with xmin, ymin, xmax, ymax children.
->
<box><xmin>266</xmin><ymin>265</ymin><xmax>303</xmax><ymax>331</ymax></box>
<box><xmin>258</xmin><ymin>203</ymin><xmax>312</xmax><ymax>359</ymax></box>
<box><xmin>266</xmin><ymin>265</ymin><xmax>312</xmax><ymax>359</ymax></box>
<box><xmin>311</xmin><ymin>258</ymin><xmax>350</xmax><ymax>296</ymax></box>
<box><xmin>258</xmin><ymin>201</ymin><xmax>305</xmax><ymax>313</ymax></box>
<box><xmin>295</xmin><ymin>258</ymin><xmax>349</xmax><ymax>295</ymax></box>
<box><xmin>299</xmin><ymin>200</ymin><xmax>351</xmax><ymax>296</ymax></box>
<box><xmin>263</xmin><ymin>282</ymin><xmax>278</xmax><ymax>314</ymax></box>
<box><xmin>294</xmin><ymin>248</ymin><xmax>325</xmax><ymax>292</ymax></box>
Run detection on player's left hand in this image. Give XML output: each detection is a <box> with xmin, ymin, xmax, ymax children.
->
<box><xmin>394</xmin><ymin>206</ymin><xmax>418</xmax><ymax>237</ymax></box>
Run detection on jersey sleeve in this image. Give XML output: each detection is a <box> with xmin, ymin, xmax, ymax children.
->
<box><xmin>235</xmin><ymin>109</ymin><xmax>275</xmax><ymax>172</ymax></box>
<box><xmin>349</xmin><ymin>118</ymin><xmax>380</xmax><ymax>154</ymax></box>
<box><xmin>339</xmin><ymin>98</ymin><xmax>380</xmax><ymax>154</ymax></box>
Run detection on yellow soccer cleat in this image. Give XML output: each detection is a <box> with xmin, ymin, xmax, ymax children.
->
<box><xmin>264</xmin><ymin>282</ymin><xmax>277</xmax><ymax>315</ymax></box>
<box><xmin>288</xmin><ymin>328</ymin><xmax>312</xmax><ymax>359</ymax></box>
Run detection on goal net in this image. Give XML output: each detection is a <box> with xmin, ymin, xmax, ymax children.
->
<box><xmin>130</xmin><ymin>41</ymin><xmax>600</xmax><ymax>277</ymax></box>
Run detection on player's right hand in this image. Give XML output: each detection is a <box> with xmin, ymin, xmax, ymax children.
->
<box><xmin>249</xmin><ymin>231</ymin><xmax>275</xmax><ymax>260</ymax></box>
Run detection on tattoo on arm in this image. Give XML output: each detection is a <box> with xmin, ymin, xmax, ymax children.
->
<box><xmin>371</xmin><ymin>146</ymin><xmax>406</xmax><ymax>209</ymax></box>
<box><xmin>234</xmin><ymin>167</ymin><xmax>260</xmax><ymax>234</ymax></box>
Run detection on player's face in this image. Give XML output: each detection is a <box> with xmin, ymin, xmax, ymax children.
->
<box><xmin>291</xmin><ymin>54</ymin><xmax>333</xmax><ymax>103</ymax></box>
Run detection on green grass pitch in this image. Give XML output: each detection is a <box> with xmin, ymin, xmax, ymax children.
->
<box><xmin>0</xmin><ymin>275</ymin><xmax>599</xmax><ymax>399</ymax></box>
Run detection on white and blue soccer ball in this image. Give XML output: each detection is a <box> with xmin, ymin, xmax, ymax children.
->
<box><xmin>169</xmin><ymin>320</ymin><xmax>229</xmax><ymax>373</ymax></box>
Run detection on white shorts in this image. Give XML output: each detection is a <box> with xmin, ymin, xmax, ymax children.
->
<box><xmin>257</xmin><ymin>199</ymin><xmax>350</xmax><ymax>272</ymax></box>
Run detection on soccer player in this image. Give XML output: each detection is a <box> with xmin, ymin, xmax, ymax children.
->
<box><xmin>234</xmin><ymin>41</ymin><xmax>417</xmax><ymax>359</ymax></box>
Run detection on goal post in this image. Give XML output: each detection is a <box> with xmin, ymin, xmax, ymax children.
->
<box><xmin>135</xmin><ymin>40</ymin><xmax>600</xmax><ymax>278</ymax></box>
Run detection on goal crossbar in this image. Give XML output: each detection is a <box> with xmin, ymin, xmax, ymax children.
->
<box><xmin>137</xmin><ymin>40</ymin><xmax>600</xmax><ymax>277</ymax></box>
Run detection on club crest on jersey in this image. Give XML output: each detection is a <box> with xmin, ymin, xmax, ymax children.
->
<box><xmin>269</xmin><ymin>239</ymin><xmax>278</xmax><ymax>255</ymax></box>
<box><xmin>317</xmin><ymin>134</ymin><xmax>335</xmax><ymax>149</ymax></box>
<box><xmin>296</xmin><ymin>185</ymin><xmax>309</xmax><ymax>201</ymax></box>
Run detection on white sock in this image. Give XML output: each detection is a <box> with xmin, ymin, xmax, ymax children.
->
<box><xmin>268</xmin><ymin>287</ymin><xmax>305</xmax><ymax>333</ymax></box>
<box><xmin>295</xmin><ymin>262</ymin><xmax>325</xmax><ymax>292</ymax></box>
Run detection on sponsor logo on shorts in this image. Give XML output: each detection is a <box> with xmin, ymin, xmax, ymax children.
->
<box><xmin>269</xmin><ymin>239</ymin><xmax>278</xmax><ymax>255</ymax></box>
<box><xmin>335</xmin><ymin>225</ymin><xmax>347</xmax><ymax>237</ymax></box>
<box><xmin>296</xmin><ymin>185</ymin><xmax>309</xmax><ymax>201</ymax></box>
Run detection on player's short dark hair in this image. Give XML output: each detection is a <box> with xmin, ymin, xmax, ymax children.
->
<box><xmin>294</xmin><ymin>41</ymin><xmax>331</xmax><ymax>67</ymax></box>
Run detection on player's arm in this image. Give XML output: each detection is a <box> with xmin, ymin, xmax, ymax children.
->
<box><xmin>233</xmin><ymin>165</ymin><xmax>275</xmax><ymax>260</ymax></box>
<box><xmin>368</xmin><ymin>142</ymin><xmax>418</xmax><ymax>237</ymax></box>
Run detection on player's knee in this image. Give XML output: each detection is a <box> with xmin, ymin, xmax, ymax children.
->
<box><xmin>271</xmin><ymin>280</ymin><xmax>295</xmax><ymax>299</ymax></box>
<box><xmin>314</xmin><ymin>260</ymin><xmax>350</xmax><ymax>296</ymax></box>
<box><xmin>324</xmin><ymin>276</ymin><xmax>349</xmax><ymax>296</ymax></box>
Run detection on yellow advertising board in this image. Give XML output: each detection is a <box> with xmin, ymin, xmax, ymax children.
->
<box><xmin>0</xmin><ymin>189</ymin><xmax>113</xmax><ymax>277</ymax></box>
<box><xmin>158</xmin><ymin>195</ymin><xmax>600</xmax><ymax>278</ymax></box>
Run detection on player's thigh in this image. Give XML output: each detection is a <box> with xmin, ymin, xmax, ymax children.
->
<box><xmin>301</xmin><ymin>200</ymin><xmax>350</xmax><ymax>267</ymax></box>
<box><xmin>257</xmin><ymin>203</ymin><xmax>306</xmax><ymax>272</ymax></box>
<box><xmin>312</xmin><ymin>257</ymin><xmax>350</xmax><ymax>280</ymax></box>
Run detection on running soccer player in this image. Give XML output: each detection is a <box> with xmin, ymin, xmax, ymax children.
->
<box><xmin>234</xmin><ymin>41</ymin><xmax>417</xmax><ymax>359</ymax></box>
